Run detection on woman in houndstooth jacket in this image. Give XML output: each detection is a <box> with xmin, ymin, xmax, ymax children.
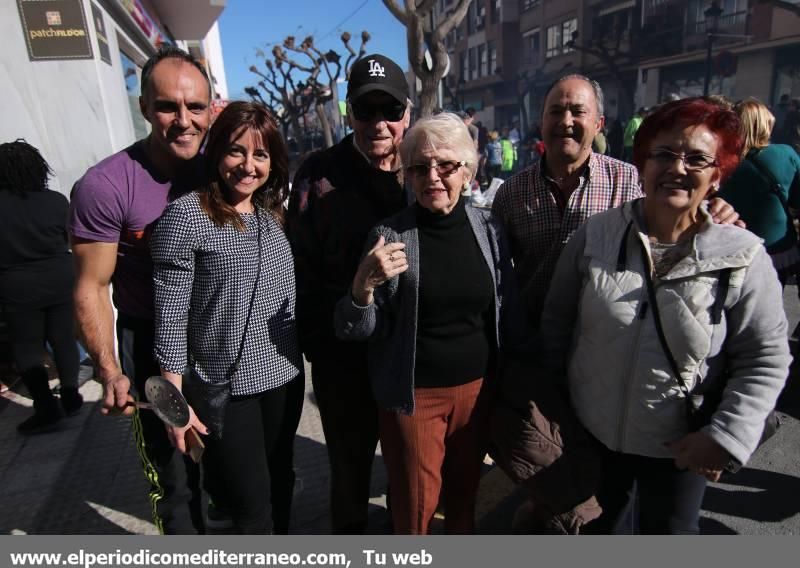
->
<box><xmin>151</xmin><ymin>102</ymin><xmax>304</xmax><ymax>534</ymax></box>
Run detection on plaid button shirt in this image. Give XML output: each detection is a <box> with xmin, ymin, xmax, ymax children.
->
<box><xmin>492</xmin><ymin>152</ymin><xmax>642</xmax><ymax>324</ymax></box>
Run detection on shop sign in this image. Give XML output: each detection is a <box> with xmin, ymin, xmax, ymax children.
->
<box><xmin>91</xmin><ymin>2</ymin><xmax>111</xmax><ymax>65</ymax></box>
<box><xmin>115</xmin><ymin>0</ymin><xmax>170</xmax><ymax>49</ymax></box>
<box><xmin>17</xmin><ymin>0</ymin><xmax>93</xmax><ymax>61</ymax></box>
<box><xmin>211</xmin><ymin>98</ymin><xmax>229</xmax><ymax>118</ymax></box>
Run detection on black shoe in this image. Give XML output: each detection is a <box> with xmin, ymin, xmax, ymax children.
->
<box><xmin>17</xmin><ymin>410</ymin><xmax>62</xmax><ymax>435</ymax></box>
<box><xmin>206</xmin><ymin>501</ymin><xmax>233</xmax><ymax>530</ymax></box>
<box><xmin>60</xmin><ymin>387</ymin><xmax>84</xmax><ymax>416</ymax></box>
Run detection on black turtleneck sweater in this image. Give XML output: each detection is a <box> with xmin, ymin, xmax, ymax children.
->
<box><xmin>414</xmin><ymin>198</ymin><xmax>495</xmax><ymax>388</ymax></box>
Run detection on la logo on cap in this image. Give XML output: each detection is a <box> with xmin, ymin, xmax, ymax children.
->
<box><xmin>368</xmin><ymin>59</ymin><xmax>385</xmax><ymax>78</ymax></box>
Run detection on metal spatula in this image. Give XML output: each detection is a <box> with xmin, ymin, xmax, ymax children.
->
<box><xmin>127</xmin><ymin>376</ymin><xmax>205</xmax><ymax>463</ymax></box>
<box><xmin>143</xmin><ymin>375</ymin><xmax>191</xmax><ymax>428</ymax></box>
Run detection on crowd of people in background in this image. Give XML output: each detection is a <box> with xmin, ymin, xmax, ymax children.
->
<box><xmin>1</xmin><ymin>44</ymin><xmax>798</xmax><ymax>536</ymax></box>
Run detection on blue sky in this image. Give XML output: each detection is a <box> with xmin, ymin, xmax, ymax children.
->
<box><xmin>218</xmin><ymin>0</ymin><xmax>409</xmax><ymax>100</ymax></box>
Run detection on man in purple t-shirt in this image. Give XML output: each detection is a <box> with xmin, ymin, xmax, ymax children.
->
<box><xmin>69</xmin><ymin>46</ymin><xmax>210</xmax><ymax>534</ymax></box>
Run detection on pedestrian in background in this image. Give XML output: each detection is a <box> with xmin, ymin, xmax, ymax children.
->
<box><xmin>0</xmin><ymin>140</ymin><xmax>82</xmax><ymax>434</ymax></box>
<box><xmin>500</xmin><ymin>127</ymin><xmax>516</xmax><ymax>179</ymax></box>
<box><xmin>607</xmin><ymin>118</ymin><xmax>624</xmax><ymax>159</ymax></box>
<box><xmin>623</xmin><ymin>107</ymin><xmax>646</xmax><ymax>162</ymax></box>
<box><xmin>721</xmin><ymin>98</ymin><xmax>800</xmax><ymax>287</ymax></box>
<box><xmin>485</xmin><ymin>130</ymin><xmax>503</xmax><ymax>181</ymax></box>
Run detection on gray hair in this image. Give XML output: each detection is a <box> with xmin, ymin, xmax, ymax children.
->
<box><xmin>543</xmin><ymin>74</ymin><xmax>605</xmax><ymax>118</ymax></box>
<box><xmin>399</xmin><ymin>112</ymin><xmax>479</xmax><ymax>181</ymax></box>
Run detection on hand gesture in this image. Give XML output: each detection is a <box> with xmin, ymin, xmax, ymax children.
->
<box><xmin>708</xmin><ymin>197</ymin><xmax>745</xmax><ymax>229</ymax></box>
<box><xmin>351</xmin><ymin>235</ymin><xmax>409</xmax><ymax>306</ymax></box>
<box><xmin>666</xmin><ymin>431</ymin><xmax>731</xmax><ymax>482</ymax></box>
<box><xmin>101</xmin><ymin>372</ymin><xmax>135</xmax><ymax>416</ymax></box>
<box><xmin>166</xmin><ymin>405</ymin><xmax>209</xmax><ymax>455</ymax></box>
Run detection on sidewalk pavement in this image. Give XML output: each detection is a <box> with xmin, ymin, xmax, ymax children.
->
<box><xmin>5</xmin><ymin>357</ymin><xmax>796</xmax><ymax>535</ymax></box>
<box><xmin>0</xmin><ymin>362</ymin><xmax>522</xmax><ymax>535</ymax></box>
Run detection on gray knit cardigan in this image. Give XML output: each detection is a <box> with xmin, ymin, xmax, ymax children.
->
<box><xmin>334</xmin><ymin>202</ymin><xmax>520</xmax><ymax>415</ymax></box>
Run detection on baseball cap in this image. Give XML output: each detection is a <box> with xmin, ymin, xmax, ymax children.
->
<box><xmin>347</xmin><ymin>54</ymin><xmax>410</xmax><ymax>104</ymax></box>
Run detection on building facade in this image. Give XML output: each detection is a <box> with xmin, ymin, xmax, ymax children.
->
<box><xmin>432</xmin><ymin>0</ymin><xmax>799</xmax><ymax>134</ymax></box>
<box><xmin>1</xmin><ymin>0</ymin><xmax>228</xmax><ymax>197</ymax></box>
<box><xmin>636</xmin><ymin>0</ymin><xmax>800</xmax><ymax>109</ymax></box>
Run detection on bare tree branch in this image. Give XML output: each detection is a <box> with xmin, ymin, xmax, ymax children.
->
<box><xmin>383</xmin><ymin>0</ymin><xmax>407</xmax><ymax>24</ymax></box>
<box><xmin>434</xmin><ymin>0</ymin><xmax>471</xmax><ymax>41</ymax></box>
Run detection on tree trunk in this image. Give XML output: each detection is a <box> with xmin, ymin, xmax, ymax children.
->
<box><xmin>519</xmin><ymin>95</ymin><xmax>530</xmax><ymax>138</ymax></box>
<box><xmin>418</xmin><ymin>74</ymin><xmax>440</xmax><ymax>118</ymax></box>
<box><xmin>316</xmin><ymin>102</ymin><xmax>334</xmax><ymax>148</ymax></box>
<box><xmin>291</xmin><ymin>118</ymin><xmax>306</xmax><ymax>154</ymax></box>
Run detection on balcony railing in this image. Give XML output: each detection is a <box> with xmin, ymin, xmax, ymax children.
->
<box><xmin>641</xmin><ymin>8</ymin><xmax>750</xmax><ymax>59</ymax></box>
<box><xmin>690</xmin><ymin>10</ymin><xmax>748</xmax><ymax>36</ymax></box>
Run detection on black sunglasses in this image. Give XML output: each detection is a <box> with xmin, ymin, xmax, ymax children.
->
<box><xmin>350</xmin><ymin>99</ymin><xmax>406</xmax><ymax>122</ymax></box>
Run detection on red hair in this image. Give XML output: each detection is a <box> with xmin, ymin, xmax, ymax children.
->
<box><xmin>632</xmin><ymin>97</ymin><xmax>742</xmax><ymax>182</ymax></box>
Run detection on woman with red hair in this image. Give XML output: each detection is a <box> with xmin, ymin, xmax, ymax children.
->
<box><xmin>539</xmin><ymin>98</ymin><xmax>791</xmax><ymax>533</ymax></box>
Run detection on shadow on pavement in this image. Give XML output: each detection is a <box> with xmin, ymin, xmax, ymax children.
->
<box><xmin>703</xmin><ymin>467</ymin><xmax>800</xmax><ymax>524</ymax></box>
<box><xmin>699</xmin><ymin>516</ymin><xmax>738</xmax><ymax>534</ymax></box>
<box><xmin>30</xmin><ymin>404</ymin><xmax>154</xmax><ymax>534</ymax></box>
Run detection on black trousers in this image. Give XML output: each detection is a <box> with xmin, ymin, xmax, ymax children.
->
<box><xmin>583</xmin><ymin>449</ymin><xmax>708</xmax><ymax>535</ymax></box>
<box><xmin>117</xmin><ymin>314</ymin><xmax>204</xmax><ymax>535</ymax></box>
<box><xmin>269</xmin><ymin>374</ymin><xmax>305</xmax><ymax>534</ymax></box>
<box><xmin>4</xmin><ymin>301</ymin><xmax>79</xmax><ymax>412</ymax></box>
<box><xmin>311</xmin><ymin>355</ymin><xmax>380</xmax><ymax>534</ymax></box>
<box><xmin>202</xmin><ymin>376</ymin><xmax>302</xmax><ymax>534</ymax></box>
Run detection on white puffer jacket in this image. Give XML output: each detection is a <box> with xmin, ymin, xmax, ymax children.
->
<box><xmin>540</xmin><ymin>199</ymin><xmax>791</xmax><ymax>466</ymax></box>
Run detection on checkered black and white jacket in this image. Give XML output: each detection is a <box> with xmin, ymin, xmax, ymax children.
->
<box><xmin>151</xmin><ymin>191</ymin><xmax>302</xmax><ymax>396</ymax></box>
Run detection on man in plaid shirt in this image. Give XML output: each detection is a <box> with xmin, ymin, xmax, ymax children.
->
<box><xmin>493</xmin><ymin>75</ymin><xmax>737</xmax><ymax>326</ymax></box>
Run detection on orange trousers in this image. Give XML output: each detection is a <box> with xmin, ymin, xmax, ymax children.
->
<box><xmin>378</xmin><ymin>378</ymin><xmax>492</xmax><ymax>534</ymax></box>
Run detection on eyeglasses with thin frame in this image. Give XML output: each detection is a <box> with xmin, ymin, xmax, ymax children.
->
<box><xmin>647</xmin><ymin>149</ymin><xmax>718</xmax><ymax>171</ymax></box>
<box><xmin>406</xmin><ymin>160</ymin><xmax>466</xmax><ymax>178</ymax></box>
<box><xmin>350</xmin><ymin>99</ymin><xmax>407</xmax><ymax>122</ymax></box>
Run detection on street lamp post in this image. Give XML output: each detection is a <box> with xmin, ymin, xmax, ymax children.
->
<box><xmin>703</xmin><ymin>1</ymin><xmax>724</xmax><ymax>96</ymax></box>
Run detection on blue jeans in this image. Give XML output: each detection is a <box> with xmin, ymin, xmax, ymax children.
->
<box><xmin>583</xmin><ymin>448</ymin><xmax>708</xmax><ymax>535</ymax></box>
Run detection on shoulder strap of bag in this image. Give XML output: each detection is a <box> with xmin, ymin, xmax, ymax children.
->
<box><xmin>748</xmin><ymin>150</ymin><xmax>792</xmax><ymax>218</ymax></box>
<box><xmin>637</xmin><ymin>238</ymin><xmax>731</xmax><ymax>398</ymax></box>
<box><xmin>230</xmin><ymin>207</ymin><xmax>263</xmax><ymax>377</ymax></box>
<box><xmin>186</xmin><ymin>208</ymin><xmax>262</xmax><ymax>379</ymax></box>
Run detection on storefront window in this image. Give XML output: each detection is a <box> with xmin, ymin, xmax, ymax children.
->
<box><xmin>659</xmin><ymin>60</ymin><xmax>737</xmax><ymax>101</ymax></box>
<box><xmin>120</xmin><ymin>50</ymin><xmax>148</xmax><ymax>140</ymax></box>
<box><xmin>772</xmin><ymin>46</ymin><xmax>800</xmax><ymax>107</ymax></box>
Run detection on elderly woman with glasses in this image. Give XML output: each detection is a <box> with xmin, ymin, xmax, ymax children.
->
<box><xmin>539</xmin><ymin>97</ymin><xmax>791</xmax><ymax>534</ymax></box>
<box><xmin>334</xmin><ymin>112</ymin><xmax>519</xmax><ymax>534</ymax></box>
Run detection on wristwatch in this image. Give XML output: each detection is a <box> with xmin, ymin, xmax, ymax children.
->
<box><xmin>724</xmin><ymin>457</ymin><xmax>742</xmax><ymax>474</ymax></box>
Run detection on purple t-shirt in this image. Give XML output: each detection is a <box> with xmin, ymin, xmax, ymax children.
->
<box><xmin>69</xmin><ymin>141</ymin><xmax>203</xmax><ymax>319</ymax></box>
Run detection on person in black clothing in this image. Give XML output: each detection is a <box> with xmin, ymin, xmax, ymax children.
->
<box><xmin>607</xmin><ymin>118</ymin><xmax>625</xmax><ymax>160</ymax></box>
<box><xmin>0</xmin><ymin>140</ymin><xmax>82</xmax><ymax>434</ymax></box>
<box><xmin>287</xmin><ymin>54</ymin><xmax>411</xmax><ymax>534</ymax></box>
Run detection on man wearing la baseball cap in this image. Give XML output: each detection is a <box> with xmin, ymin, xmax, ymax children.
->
<box><xmin>287</xmin><ymin>54</ymin><xmax>411</xmax><ymax>533</ymax></box>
